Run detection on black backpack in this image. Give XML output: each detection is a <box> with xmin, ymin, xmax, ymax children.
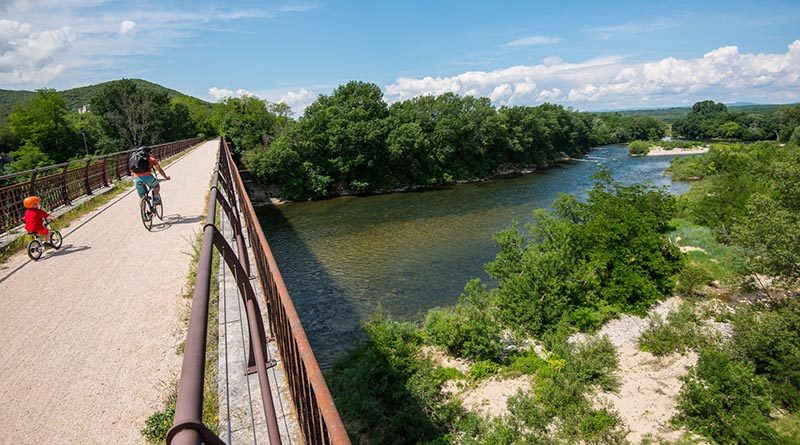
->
<box><xmin>129</xmin><ymin>148</ymin><xmax>150</xmax><ymax>173</ymax></box>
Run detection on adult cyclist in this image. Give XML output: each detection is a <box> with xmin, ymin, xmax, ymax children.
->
<box><xmin>130</xmin><ymin>145</ymin><xmax>170</xmax><ymax>205</ymax></box>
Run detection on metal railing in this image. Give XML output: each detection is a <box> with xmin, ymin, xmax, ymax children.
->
<box><xmin>0</xmin><ymin>138</ymin><xmax>203</xmax><ymax>235</ymax></box>
<box><xmin>169</xmin><ymin>138</ymin><xmax>350</xmax><ymax>444</ymax></box>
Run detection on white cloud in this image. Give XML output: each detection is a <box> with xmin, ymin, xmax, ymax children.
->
<box><xmin>537</xmin><ymin>88</ymin><xmax>563</xmax><ymax>102</ymax></box>
<box><xmin>119</xmin><ymin>20</ymin><xmax>135</xmax><ymax>35</ymax></box>
<box><xmin>208</xmin><ymin>86</ymin><xmax>318</xmax><ymax>115</ymax></box>
<box><xmin>0</xmin><ymin>20</ymin><xmax>75</xmax><ymax>84</ymax></box>
<box><xmin>278</xmin><ymin>88</ymin><xmax>315</xmax><ymax>114</ymax></box>
<box><xmin>208</xmin><ymin>87</ymin><xmax>234</xmax><ymax>100</ymax></box>
<box><xmin>386</xmin><ymin>40</ymin><xmax>800</xmax><ymax>109</ymax></box>
<box><xmin>0</xmin><ymin>2</ymin><xmax>318</xmax><ymax>88</ymax></box>
<box><xmin>504</xmin><ymin>35</ymin><xmax>561</xmax><ymax>46</ymax></box>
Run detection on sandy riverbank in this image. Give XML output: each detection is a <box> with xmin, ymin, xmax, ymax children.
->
<box><xmin>647</xmin><ymin>146</ymin><xmax>710</xmax><ymax>156</ymax></box>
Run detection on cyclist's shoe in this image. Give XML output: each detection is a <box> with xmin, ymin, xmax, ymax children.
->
<box><xmin>153</xmin><ymin>196</ymin><xmax>162</xmax><ymax>205</ymax></box>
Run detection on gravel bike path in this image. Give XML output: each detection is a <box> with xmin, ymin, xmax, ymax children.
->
<box><xmin>0</xmin><ymin>139</ymin><xmax>218</xmax><ymax>444</ymax></box>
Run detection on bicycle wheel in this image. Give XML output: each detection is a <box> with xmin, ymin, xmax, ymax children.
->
<box><xmin>49</xmin><ymin>230</ymin><xmax>63</xmax><ymax>249</ymax></box>
<box><xmin>154</xmin><ymin>200</ymin><xmax>163</xmax><ymax>220</ymax></box>
<box><xmin>140</xmin><ymin>196</ymin><xmax>153</xmax><ymax>230</ymax></box>
<box><xmin>27</xmin><ymin>239</ymin><xmax>43</xmax><ymax>260</ymax></box>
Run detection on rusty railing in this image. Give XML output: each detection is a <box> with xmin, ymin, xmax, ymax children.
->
<box><xmin>0</xmin><ymin>137</ymin><xmax>203</xmax><ymax>235</ymax></box>
<box><xmin>169</xmin><ymin>138</ymin><xmax>350</xmax><ymax>444</ymax></box>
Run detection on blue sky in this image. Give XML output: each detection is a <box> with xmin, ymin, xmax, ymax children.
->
<box><xmin>1</xmin><ymin>0</ymin><xmax>799</xmax><ymax>112</ymax></box>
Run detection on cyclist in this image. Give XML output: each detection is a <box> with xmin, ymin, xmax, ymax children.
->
<box><xmin>130</xmin><ymin>145</ymin><xmax>171</xmax><ymax>205</ymax></box>
<box><xmin>23</xmin><ymin>196</ymin><xmax>53</xmax><ymax>244</ymax></box>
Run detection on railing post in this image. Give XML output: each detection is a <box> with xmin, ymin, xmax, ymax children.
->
<box><xmin>28</xmin><ymin>169</ymin><xmax>39</xmax><ymax>196</ymax></box>
<box><xmin>61</xmin><ymin>164</ymin><xmax>71</xmax><ymax>206</ymax></box>
<box><xmin>83</xmin><ymin>159</ymin><xmax>93</xmax><ymax>195</ymax></box>
<box><xmin>101</xmin><ymin>157</ymin><xmax>109</xmax><ymax>187</ymax></box>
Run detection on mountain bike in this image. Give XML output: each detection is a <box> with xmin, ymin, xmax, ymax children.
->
<box><xmin>140</xmin><ymin>175</ymin><xmax>167</xmax><ymax>230</ymax></box>
<box><xmin>26</xmin><ymin>219</ymin><xmax>62</xmax><ymax>260</ymax></box>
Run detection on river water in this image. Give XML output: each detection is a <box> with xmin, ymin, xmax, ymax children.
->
<box><xmin>257</xmin><ymin>144</ymin><xmax>691</xmax><ymax>367</ymax></box>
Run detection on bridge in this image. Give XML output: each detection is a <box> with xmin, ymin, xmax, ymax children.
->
<box><xmin>0</xmin><ymin>139</ymin><xmax>349</xmax><ymax>444</ymax></box>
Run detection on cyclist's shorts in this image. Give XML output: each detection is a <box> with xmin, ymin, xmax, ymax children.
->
<box><xmin>134</xmin><ymin>175</ymin><xmax>160</xmax><ymax>198</ymax></box>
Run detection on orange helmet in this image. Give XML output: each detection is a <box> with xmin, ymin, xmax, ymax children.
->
<box><xmin>23</xmin><ymin>196</ymin><xmax>41</xmax><ymax>209</ymax></box>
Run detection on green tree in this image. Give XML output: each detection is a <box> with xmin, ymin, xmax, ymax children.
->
<box><xmin>212</xmin><ymin>96</ymin><xmax>280</xmax><ymax>154</ymax></box>
<box><xmin>488</xmin><ymin>172</ymin><xmax>682</xmax><ymax>337</ymax></box>
<box><xmin>733</xmin><ymin>195</ymin><xmax>800</xmax><ymax>283</ymax></box>
<box><xmin>776</xmin><ymin>104</ymin><xmax>800</xmax><ymax>142</ymax></box>
<box><xmin>6</xmin><ymin>88</ymin><xmax>80</xmax><ymax>162</ymax></box>
<box><xmin>90</xmin><ymin>79</ymin><xmax>172</xmax><ymax>149</ymax></box>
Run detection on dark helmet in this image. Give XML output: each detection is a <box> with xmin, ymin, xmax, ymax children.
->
<box><xmin>137</xmin><ymin>145</ymin><xmax>151</xmax><ymax>154</ymax></box>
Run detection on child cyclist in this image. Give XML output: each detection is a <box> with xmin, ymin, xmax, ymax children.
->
<box><xmin>23</xmin><ymin>196</ymin><xmax>53</xmax><ymax>244</ymax></box>
<box><xmin>130</xmin><ymin>145</ymin><xmax>171</xmax><ymax>204</ymax></box>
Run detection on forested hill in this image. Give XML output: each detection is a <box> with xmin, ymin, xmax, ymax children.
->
<box><xmin>600</xmin><ymin>103</ymin><xmax>792</xmax><ymax>122</ymax></box>
<box><xmin>0</xmin><ymin>79</ymin><xmax>206</xmax><ymax>123</ymax></box>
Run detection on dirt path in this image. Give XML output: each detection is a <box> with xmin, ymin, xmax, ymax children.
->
<box><xmin>0</xmin><ymin>140</ymin><xmax>218</xmax><ymax>444</ymax></box>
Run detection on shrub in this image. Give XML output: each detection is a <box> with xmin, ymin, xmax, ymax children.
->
<box><xmin>628</xmin><ymin>140</ymin><xmax>651</xmax><ymax>155</ymax></box>
<box><xmin>424</xmin><ymin>279</ymin><xmax>502</xmax><ymax>361</ymax></box>
<box><xmin>675</xmin><ymin>348</ymin><xmax>780</xmax><ymax>444</ymax></box>
<box><xmin>730</xmin><ymin>300</ymin><xmax>800</xmax><ymax>410</ymax></box>
<box><xmin>490</xmin><ymin>174</ymin><xmax>682</xmax><ymax>337</ymax></box>
<box><xmin>638</xmin><ymin>301</ymin><xmax>705</xmax><ymax>356</ymax></box>
<box><xmin>497</xmin><ymin>338</ymin><xmax>625</xmax><ymax>443</ymax></box>
<box><xmin>676</xmin><ymin>262</ymin><xmax>713</xmax><ymax>296</ymax></box>
<box><xmin>327</xmin><ymin>313</ymin><xmax>458</xmax><ymax>444</ymax></box>
<box><xmin>468</xmin><ymin>360</ymin><xmax>500</xmax><ymax>382</ymax></box>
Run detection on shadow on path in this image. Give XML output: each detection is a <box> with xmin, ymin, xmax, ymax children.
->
<box><xmin>149</xmin><ymin>214</ymin><xmax>204</xmax><ymax>232</ymax></box>
<box><xmin>46</xmin><ymin>244</ymin><xmax>91</xmax><ymax>259</ymax></box>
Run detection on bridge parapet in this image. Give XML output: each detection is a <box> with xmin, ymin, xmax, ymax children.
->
<box><xmin>0</xmin><ymin>137</ymin><xmax>203</xmax><ymax>236</ymax></box>
<box><xmin>170</xmin><ymin>138</ymin><xmax>350</xmax><ymax>445</ymax></box>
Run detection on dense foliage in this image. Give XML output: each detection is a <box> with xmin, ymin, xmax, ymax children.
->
<box><xmin>488</xmin><ymin>173</ymin><xmax>681</xmax><ymax>338</ymax></box>
<box><xmin>0</xmin><ymin>80</ymin><xmax>215</xmax><ymax>174</ymax></box>
<box><xmin>671</xmin><ymin>100</ymin><xmax>788</xmax><ymax>141</ymax></box>
<box><xmin>668</xmin><ymin>141</ymin><xmax>800</xmax><ymax>284</ymax></box>
<box><xmin>243</xmin><ymin>81</ymin><xmax>667</xmax><ymax>200</ymax></box>
<box><xmin>627</xmin><ymin>140</ymin><xmax>650</xmax><ymax>155</ymax></box>
<box><xmin>674</xmin><ymin>300</ymin><xmax>800</xmax><ymax>444</ymax></box>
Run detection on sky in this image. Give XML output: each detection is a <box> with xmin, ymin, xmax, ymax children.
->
<box><xmin>1</xmin><ymin>0</ymin><xmax>800</xmax><ymax>114</ymax></box>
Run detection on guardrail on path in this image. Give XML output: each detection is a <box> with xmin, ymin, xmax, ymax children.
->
<box><xmin>169</xmin><ymin>138</ymin><xmax>350</xmax><ymax>445</ymax></box>
<box><xmin>0</xmin><ymin>137</ymin><xmax>203</xmax><ymax>236</ymax></box>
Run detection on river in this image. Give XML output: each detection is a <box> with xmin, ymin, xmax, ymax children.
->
<box><xmin>257</xmin><ymin>144</ymin><xmax>691</xmax><ymax>367</ymax></box>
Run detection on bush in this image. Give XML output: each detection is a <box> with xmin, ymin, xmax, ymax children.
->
<box><xmin>638</xmin><ymin>301</ymin><xmax>705</xmax><ymax>356</ymax></box>
<box><xmin>730</xmin><ymin>300</ymin><xmax>800</xmax><ymax>410</ymax></box>
<box><xmin>424</xmin><ymin>279</ymin><xmax>502</xmax><ymax>361</ymax></box>
<box><xmin>676</xmin><ymin>262</ymin><xmax>713</xmax><ymax>296</ymax></box>
<box><xmin>496</xmin><ymin>337</ymin><xmax>625</xmax><ymax>443</ymax></box>
<box><xmin>328</xmin><ymin>313</ymin><xmax>459</xmax><ymax>444</ymax></box>
<box><xmin>490</xmin><ymin>174</ymin><xmax>682</xmax><ymax>337</ymax></box>
<box><xmin>628</xmin><ymin>140</ymin><xmax>651</xmax><ymax>155</ymax></box>
<box><xmin>675</xmin><ymin>348</ymin><xmax>780</xmax><ymax>444</ymax></box>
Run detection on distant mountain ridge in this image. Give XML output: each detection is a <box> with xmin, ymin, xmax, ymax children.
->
<box><xmin>0</xmin><ymin>79</ymin><xmax>208</xmax><ymax>123</ymax></box>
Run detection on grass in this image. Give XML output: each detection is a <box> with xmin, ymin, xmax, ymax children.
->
<box><xmin>142</xmin><ymin>230</ymin><xmax>220</xmax><ymax>443</ymax></box>
<box><xmin>772</xmin><ymin>412</ymin><xmax>800</xmax><ymax>442</ymax></box>
<box><xmin>669</xmin><ymin>218</ymin><xmax>746</xmax><ymax>285</ymax></box>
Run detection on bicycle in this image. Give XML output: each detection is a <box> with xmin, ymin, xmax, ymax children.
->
<box><xmin>139</xmin><ymin>174</ymin><xmax>167</xmax><ymax>230</ymax></box>
<box><xmin>26</xmin><ymin>219</ymin><xmax>62</xmax><ymax>261</ymax></box>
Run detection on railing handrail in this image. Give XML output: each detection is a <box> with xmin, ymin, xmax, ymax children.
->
<box><xmin>170</xmin><ymin>138</ymin><xmax>350</xmax><ymax>444</ymax></box>
<box><xmin>0</xmin><ymin>138</ymin><xmax>202</xmax><ymax>182</ymax></box>
<box><xmin>222</xmin><ymin>139</ymin><xmax>350</xmax><ymax>443</ymax></box>
<box><xmin>0</xmin><ymin>137</ymin><xmax>203</xmax><ymax>236</ymax></box>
